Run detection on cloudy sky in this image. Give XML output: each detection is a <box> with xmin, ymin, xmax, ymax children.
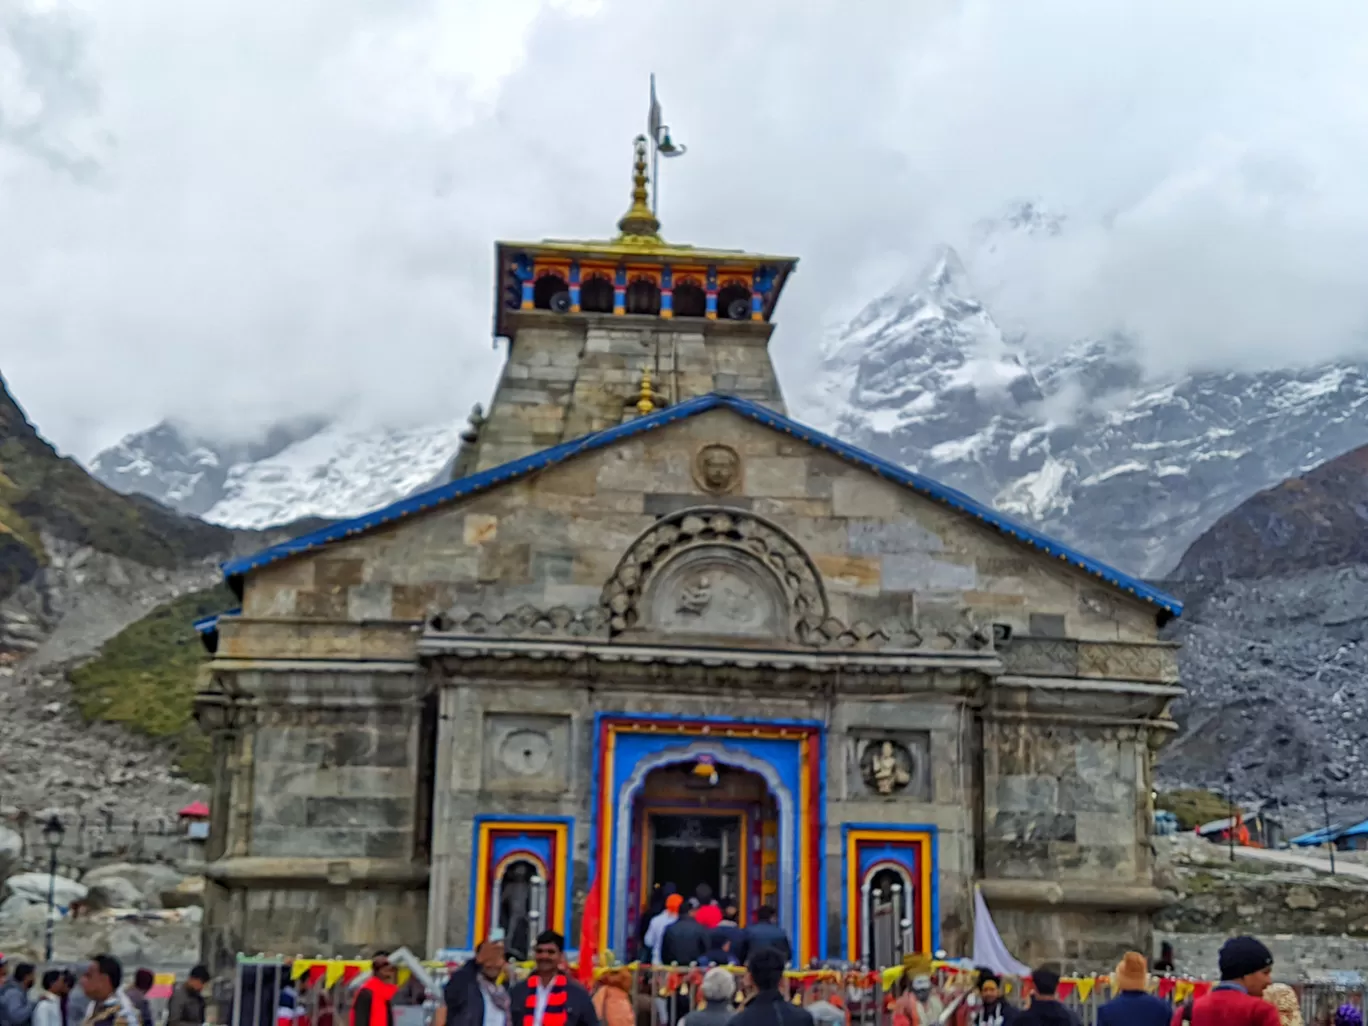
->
<box><xmin>4</xmin><ymin>0</ymin><xmax>1368</xmax><ymax>459</ymax></box>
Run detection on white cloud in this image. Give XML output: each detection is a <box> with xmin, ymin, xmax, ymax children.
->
<box><xmin>3</xmin><ymin>0</ymin><xmax>1368</xmax><ymax>458</ymax></box>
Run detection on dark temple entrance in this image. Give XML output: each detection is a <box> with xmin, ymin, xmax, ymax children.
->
<box><xmin>651</xmin><ymin>814</ymin><xmax>726</xmax><ymax>903</ymax></box>
<box><xmin>626</xmin><ymin>761</ymin><xmax>779</xmax><ymax>951</ymax></box>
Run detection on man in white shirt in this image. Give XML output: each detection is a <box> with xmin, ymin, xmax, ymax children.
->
<box><xmin>34</xmin><ymin>972</ymin><xmax>69</xmax><ymax>1026</ymax></box>
<box><xmin>643</xmin><ymin>894</ymin><xmax>682</xmax><ymax>966</ymax></box>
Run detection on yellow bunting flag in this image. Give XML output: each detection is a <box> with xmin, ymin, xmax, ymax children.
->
<box><xmin>882</xmin><ymin>966</ymin><xmax>906</xmax><ymax>990</ymax></box>
<box><xmin>325</xmin><ymin>963</ymin><xmax>347</xmax><ymax>988</ymax></box>
<box><xmin>1076</xmin><ymin>979</ymin><xmax>1094</xmax><ymax>1002</ymax></box>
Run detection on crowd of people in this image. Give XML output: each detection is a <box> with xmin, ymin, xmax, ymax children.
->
<box><xmin>442</xmin><ymin>928</ymin><xmax>812</xmax><ymax>1026</ymax></box>
<box><xmin>936</xmin><ymin>936</ymin><xmax>1357</xmax><ymax>1026</ymax></box>
<box><xmin>639</xmin><ymin>887</ymin><xmax>791</xmax><ymax>969</ymax></box>
<box><xmin>0</xmin><ymin>956</ymin><xmax>209</xmax><ymax>1026</ymax></box>
<box><xmin>2</xmin><ymin>928</ymin><xmax>1364</xmax><ymax>1026</ymax></box>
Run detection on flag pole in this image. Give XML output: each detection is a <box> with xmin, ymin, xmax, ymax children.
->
<box><xmin>649</xmin><ymin>73</ymin><xmax>660</xmax><ymax>215</ymax></box>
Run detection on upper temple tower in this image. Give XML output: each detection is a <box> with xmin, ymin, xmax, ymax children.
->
<box><xmin>456</xmin><ymin>136</ymin><xmax>798</xmax><ymax>475</ymax></box>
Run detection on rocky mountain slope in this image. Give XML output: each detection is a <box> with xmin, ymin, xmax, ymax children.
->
<box><xmin>0</xmin><ymin>374</ymin><xmax>293</xmax><ymax>819</ymax></box>
<box><xmin>0</xmin><ymin>377</ymin><xmax>230</xmax><ymax>607</ymax></box>
<box><xmin>808</xmin><ymin>243</ymin><xmax>1368</xmax><ymax>577</ymax></box>
<box><xmin>1161</xmin><ymin>443</ymin><xmax>1368</xmax><ymax>817</ymax></box>
<box><xmin>91</xmin><ymin>222</ymin><xmax>1368</xmax><ymax>581</ymax></box>
<box><xmin>92</xmin><ymin>415</ymin><xmax>463</xmax><ymax>529</ymax></box>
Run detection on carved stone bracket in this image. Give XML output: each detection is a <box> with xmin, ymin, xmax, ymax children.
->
<box><xmin>602</xmin><ymin>507</ymin><xmax>828</xmax><ymax>639</ymax></box>
<box><xmin>1002</xmin><ymin>638</ymin><xmax>1179</xmax><ymax>683</ymax></box>
<box><xmin>432</xmin><ymin>604</ymin><xmax>610</xmax><ymax>639</ymax></box>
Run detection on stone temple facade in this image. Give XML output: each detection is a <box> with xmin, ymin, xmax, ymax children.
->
<box><xmin>194</xmin><ymin>140</ymin><xmax>1184</xmax><ymax>974</ymax></box>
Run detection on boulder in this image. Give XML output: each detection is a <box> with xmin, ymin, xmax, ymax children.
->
<box><xmin>0</xmin><ymin>826</ymin><xmax>21</xmax><ymax>860</ymax></box>
<box><xmin>0</xmin><ymin>893</ymin><xmax>32</xmax><ymax>921</ymax></box>
<box><xmin>160</xmin><ymin>875</ymin><xmax>204</xmax><ymax>909</ymax></box>
<box><xmin>83</xmin><ymin>863</ymin><xmax>183</xmax><ymax>909</ymax></box>
<box><xmin>84</xmin><ymin>877</ymin><xmax>143</xmax><ymax>912</ymax></box>
<box><xmin>4</xmin><ymin>871</ymin><xmax>86</xmax><ymax>907</ymax></box>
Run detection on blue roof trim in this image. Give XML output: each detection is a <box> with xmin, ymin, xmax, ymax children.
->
<box><xmin>220</xmin><ymin>393</ymin><xmax>1183</xmax><ymax>617</ymax></box>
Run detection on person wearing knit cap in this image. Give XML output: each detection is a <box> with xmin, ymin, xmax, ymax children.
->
<box><xmin>1169</xmin><ymin>936</ymin><xmax>1278</xmax><ymax>1026</ymax></box>
<box><xmin>1334</xmin><ymin>1006</ymin><xmax>1363</xmax><ymax>1026</ymax></box>
<box><xmin>1097</xmin><ymin>953</ymin><xmax>1170</xmax><ymax>1026</ymax></box>
<box><xmin>1261</xmin><ymin>985</ymin><xmax>1302</xmax><ymax>1026</ymax></box>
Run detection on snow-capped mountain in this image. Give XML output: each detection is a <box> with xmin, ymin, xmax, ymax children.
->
<box><xmin>808</xmin><ymin>232</ymin><xmax>1368</xmax><ymax>577</ymax></box>
<box><xmin>93</xmin><ymin>205</ymin><xmax>1368</xmax><ymax>576</ymax></box>
<box><xmin>91</xmin><ymin>417</ymin><xmax>464</xmax><ymax>529</ymax></box>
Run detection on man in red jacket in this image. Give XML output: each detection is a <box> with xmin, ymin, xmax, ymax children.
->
<box><xmin>351</xmin><ymin>955</ymin><xmax>400</xmax><ymax>1026</ymax></box>
<box><xmin>1171</xmin><ymin>936</ymin><xmax>1278</xmax><ymax>1026</ymax></box>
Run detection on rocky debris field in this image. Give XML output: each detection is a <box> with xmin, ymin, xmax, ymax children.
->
<box><xmin>1160</xmin><ymin>565</ymin><xmax>1368</xmax><ymax>824</ymax></box>
<box><xmin>0</xmin><ymin>836</ymin><xmax>204</xmax><ymax>968</ymax></box>
<box><xmin>0</xmin><ymin>537</ymin><xmax>216</xmax><ymax>819</ymax></box>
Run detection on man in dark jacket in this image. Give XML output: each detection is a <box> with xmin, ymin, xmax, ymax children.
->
<box><xmin>166</xmin><ymin>966</ymin><xmax>210</xmax><ymax>1026</ymax></box>
<box><xmin>730</xmin><ymin>949</ymin><xmax>811</xmax><ymax>1026</ymax></box>
<box><xmin>0</xmin><ymin>962</ymin><xmax>36</xmax><ymax>1026</ymax></box>
<box><xmin>507</xmin><ymin>932</ymin><xmax>597</xmax><ymax>1026</ymax></box>
<box><xmin>661</xmin><ymin>905</ymin><xmax>708</xmax><ymax>966</ymax></box>
<box><xmin>741</xmin><ymin>906</ymin><xmax>791</xmax><ymax>966</ymax></box>
<box><xmin>445</xmin><ymin>935</ymin><xmax>511</xmax><ymax>1026</ymax></box>
<box><xmin>1016</xmin><ymin>967</ymin><xmax>1080</xmax><ymax>1026</ymax></box>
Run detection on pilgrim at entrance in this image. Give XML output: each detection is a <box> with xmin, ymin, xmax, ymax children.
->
<box><xmin>628</xmin><ymin>758</ymin><xmax>779</xmax><ymax>941</ymax></box>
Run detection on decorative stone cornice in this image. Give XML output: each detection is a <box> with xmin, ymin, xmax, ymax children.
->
<box><xmin>418</xmin><ymin>633</ymin><xmax>1000</xmax><ymax>696</ymax></box>
<box><xmin>203</xmin><ymin>857</ymin><xmax>429</xmax><ymax>888</ymax></box>
<box><xmin>1001</xmin><ymin>637</ymin><xmax>1179</xmax><ymax>683</ymax></box>
<box><xmin>977</xmin><ymin>878</ymin><xmax>1177</xmax><ymax>912</ymax></box>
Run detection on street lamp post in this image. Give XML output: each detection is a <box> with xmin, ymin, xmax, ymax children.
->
<box><xmin>41</xmin><ymin>815</ymin><xmax>64</xmax><ymax>961</ymax></box>
<box><xmin>1225</xmin><ymin>771</ymin><xmax>1236</xmax><ymax>862</ymax></box>
<box><xmin>1320</xmin><ymin>786</ymin><xmax>1337</xmax><ymax>875</ymax></box>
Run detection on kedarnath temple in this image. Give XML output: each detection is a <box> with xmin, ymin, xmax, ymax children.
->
<box><xmin>193</xmin><ymin>136</ymin><xmax>1184</xmax><ymax>974</ymax></box>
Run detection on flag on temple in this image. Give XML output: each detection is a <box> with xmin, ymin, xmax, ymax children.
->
<box><xmin>577</xmin><ymin>870</ymin><xmax>601</xmax><ymax>985</ymax></box>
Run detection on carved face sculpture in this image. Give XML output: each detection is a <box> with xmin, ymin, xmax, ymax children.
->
<box><xmin>694</xmin><ymin>444</ymin><xmax>741</xmax><ymax>494</ymax></box>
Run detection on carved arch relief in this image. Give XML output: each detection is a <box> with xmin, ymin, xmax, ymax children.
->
<box><xmin>602</xmin><ymin>507</ymin><xmax>828</xmax><ymax>642</ymax></box>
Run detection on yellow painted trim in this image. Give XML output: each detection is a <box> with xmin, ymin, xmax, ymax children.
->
<box><xmin>843</xmin><ymin>827</ymin><xmax>935</xmax><ymax>960</ymax></box>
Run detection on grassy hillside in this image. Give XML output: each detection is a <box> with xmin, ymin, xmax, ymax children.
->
<box><xmin>1157</xmin><ymin>788</ymin><xmax>1238</xmax><ymax>830</ymax></box>
<box><xmin>0</xmin><ymin>375</ymin><xmax>232</xmax><ymax>601</ymax></box>
<box><xmin>69</xmin><ymin>585</ymin><xmax>236</xmax><ymax>782</ymax></box>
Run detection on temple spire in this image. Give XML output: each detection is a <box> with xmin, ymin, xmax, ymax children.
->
<box><xmin>616</xmin><ymin>135</ymin><xmax>662</xmax><ymax>242</ymax></box>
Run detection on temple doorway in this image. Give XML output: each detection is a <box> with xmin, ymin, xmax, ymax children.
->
<box><xmin>494</xmin><ymin>859</ymin><xmax>547</xmax><ymax>960</ymax></box>
<box><xmin>627</xmin><ymin>759</ymin><xmax>779</xmax><ymax>949</ymax></box>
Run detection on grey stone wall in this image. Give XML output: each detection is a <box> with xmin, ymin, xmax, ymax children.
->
<box><xmin>469</xmin><ymin>314</ymin><xmax>785</xmax><ymax>472</ymax></box>
<box><xmin>425</xmin><ymin>671</ymin><xmax>980</xmax><ymax>960</ymax></box>
<box><xmin>983</xmin><ymin>721</ymin><xmax>1149</xmax><ymax>884</ymax></box>
<box><xmin>1159</xmin><ymin>932</ymin><xmax>1368</xmax><ymax>977</ymax></box>
<box><xmin>199</xmin><ymin>669</ymin><xmax>432</xmax><ymax>972</ymax></box>
<box><xmin>204</xmin><ymin>357</ymin><xmax>1179</xmax><ymax>968</ymax></box>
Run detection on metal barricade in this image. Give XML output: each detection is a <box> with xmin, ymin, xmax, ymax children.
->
<box><xmin>222</xmin><ymin>956</ymin><xmax>1368</xmax><ymax>1026</ymax></box>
